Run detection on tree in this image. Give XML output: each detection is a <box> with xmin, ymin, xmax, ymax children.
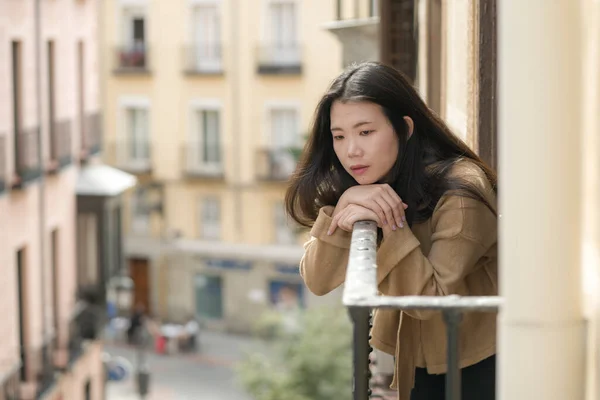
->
<box><xmin>236</xmin><ymin>306</ymin><xmax>353</xmax><ymax>400</ymax></box>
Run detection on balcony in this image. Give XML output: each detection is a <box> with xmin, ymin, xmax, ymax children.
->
<box><xmin>344</xmin><ymin>221</ymin><xmax>501</xmax><ymax>400</ymax></box>
<box><xmin>109</xmin><ymin>139</ymin><xmax>152</xmax><ymax>174</ymax></box>
<box><xmin>256</xmin><ymin>43</ymin><xmax>302</xmax><ymax>75</ymax></box>
<box><xmin>183</xmin><ymin>44</ymin><xmax>224</xmax><ymax>75</ymax></box>
<box><xmin>80</xmin><ymin>112</ymin><xmax>102</xmax><ymax>161</ymax></box>
<box><xmin>13</xmin><ymin>127</ymin><xmax>41</xmax><ymax>189</ymax></box>
<box><xmin>0</xmin><ymin>135</ymin><xmax>7</xmax><ymax>194</ymax></box>
<box><xmin>0</xmin><ymin>363</ymin><xmax>20</xmax><ymax>399</ymax></box>
<box><xmin>255</xmin><ymin>147</ymin><xmax>301</xmax><ymax>181</ymax></box>
<box><xmin>113</xmin><ymin>44</ymin><xmax>151</xmax><ymax>74</ymax></box>
<box><xmin>181</xmin><ymin>142</ymin><xmax>224</xmax><ymax>179</ymax></box>
<box><xmin>19</xmin><ymin>336</ymin><xmax>57</xmax><ymax>400</ymax></box>
<box><xmin>48</xmin><ymin>119</ymin><xmax>72</xmax><ymax>173</ymax></box>
<box><xmin>323</xmin><ymin>0</ymin><xmax>380</xmax><ymax>67</ymax></box>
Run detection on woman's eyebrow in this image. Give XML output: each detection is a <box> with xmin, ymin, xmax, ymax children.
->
<box><xmin>331</xmin><ymin>121</ymin><xmax>373</xmax><ymax>131</ymax></box>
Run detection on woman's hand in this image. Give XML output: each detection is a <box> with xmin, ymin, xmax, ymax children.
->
<box><xmin>328</xmin><ymin>204</ymin><xmax>382</xmax><ymax>235</ymax></box>
<box><xmin>336</xmin><ymin>184</ymin><xmax>408</xmax><ymax>230</ymax></box>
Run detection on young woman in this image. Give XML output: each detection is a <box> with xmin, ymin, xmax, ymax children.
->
<box><xmin>285</xmin><ymin>62</ymin><xmax>498</xmax><ymax>400</ymax></box>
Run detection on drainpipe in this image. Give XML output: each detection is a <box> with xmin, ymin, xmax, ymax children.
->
<box><xmin>34</xmin><ymin>0</ymin><xmax>48</xmax><ymax>348</ymax></box>
<box><xmin>230</xmin><ymin>0</ymin><xmax>243</xmax><ymax>240</ymax></box>
<box><xmin>498</xmin><ymin>2</ymin><xmax>585</xmax><ymax>399</ymax></box>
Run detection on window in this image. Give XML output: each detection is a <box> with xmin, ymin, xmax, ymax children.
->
<box><xmin>123</xmin><ymin>107</ymin><xmax>150</xmax><ymax>167</ymax></box>
<box><xmin>200</xmin><ymin>197</ymin><xmax>221</xmax><ymax>240</ymax></box>
<box><xmin>76</xmin><ymin>214</ymin><xmax>98</xmax><ymax>288</ymax></box>
<box><xmin>16</xmin><ymin>249</ymin><xmax>26</xmax><ymax>381</ymax></box>
<box><xmin>11</xmin><ymin>41</ymin><xmax>23</xmax><ymax>136</ymax></box>
<box><xmin>270</xmin><ymin>108</ymin><xmax>298</xmax><ymax>149</ymax></box>
<box><xmin>274</xmin><ymin>202</ymin><xmax>296</xmax><ymax>244</ymax></box>
<box><xmin>188</xmin><ymin>108</ymin><xmax>221</xmax><ymax>175</ymax></box>
<box><xmin>194</xmin><ymin>274</ymin><xmax>223</xmax><ymax>319</ymax></box>
<box><xmin>267</xmin><ymin>0</ymin><xmax>299</xmax><ymax>64</ymax></box>
<box><xmin>84</xmin><ymin>379</ymin><xmax>91</xmax><ymax>400</ymax></box>
<box><xmin>131</xmin><ymin>187</ymin><xmax>150</xmax><ymax>235</ymax></box>
<box><xmin>78</xmin><ymin>41</ymin><xmax>86</xmax><ymax>149</ymax></box>
<box><xmin>47</xmin><ymin>41</ymin><xmax>56</xmax><ymax>154</ymax></box>
<box><xmin>370</xmin><ymin>0</ymin><xmax>380</xmax><ymax>17</ymax></box>
<box><xmin>51</xmin><ymin>230</ymin><xmax>59</xmax><ymax>343</ymax></box>
<box><xmin>122</xmin><ymin>8</ymin><xmax>146</xmax><ymax>48</ymax></box>
<box><xmin>191</xmin><ymin>2</ymin><xmax>222</xmax><ymax>72</ymax></box>
<box><xmin>266</xmin><ymin>108</ymin><xmax>298</xmax><ymax>179</ymax></box>
<box><xmin>119</xmin><ymin>7</ymin><xmax>147</xmax><ymax>69</ymax></box>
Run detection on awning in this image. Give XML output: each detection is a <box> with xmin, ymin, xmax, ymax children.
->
<box><xmin>76</xmin><ymin>164</ymin><xmax>137</xmax><ymax>197</ymax></box>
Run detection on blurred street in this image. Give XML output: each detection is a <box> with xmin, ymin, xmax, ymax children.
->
<box><xmin>105</xmin><ymin>331</ymin><xmax>261</xmax><ymax>400</ymax></box>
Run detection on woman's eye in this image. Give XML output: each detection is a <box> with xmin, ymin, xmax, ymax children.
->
<box><xmin>333</xmin><ymin>135</ymin><xmax>344</xmax><ymax>140</ymax></box>
<box><xmin>360</xmin><ymin>130</ymin><xmax>373</xmax><ymax>136</ymax></box>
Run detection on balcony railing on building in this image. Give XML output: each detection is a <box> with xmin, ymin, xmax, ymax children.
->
<box><xmin>182</xmin><ymin>142</ymin><xmax>224</xmax><ymax>179</ymax></box>
<box><xmin>255</xmin><ymin>147</ymin><xmax>301</xmax><ymax>181</ymax></box>
<box><xmin>183</xmin><ymin>43</ymin><xmax>224</xmax><ymax>75</ymax></box>
<box><xmin>344</xmin><ymin>221</ymin><xmax>502</xmax><ymax>400</ymax></box>
<box><xmin>109</xmin><ymin>138</ymin><xmax>152</xmax><ymax>174</ymax></box>
<box><xmin>114</xmin><ymin>43</ymin><xmax>150</xmax><ymax>73</ymax></box>
<box><xmin>256</xmin><ymin>43</ymin><xmax>302</xmax><ymax>74</ymax></box>
<box><xmin>0</xmin><ymin>363</ymin><xmax>20</xmax><ymax>400</ymax></box>
<box><xmin>18</xmin><ymin>335</ymin><xmax>56</xmax><ymax>400</ymax></box>
<box><xmin>13</xmin><ymin>127</ymin><xmax>41</xmax><ymax>189</ymax></box>
<box><xmin>81</xmin><ymin>112</ymin><xmax>102</xmax><ymax>160</ymax></box>
<box><xmin>48</xmin><ymin>119</ymin><xmax>72</xmax><ymax>173</ymax></box>
<box><xmin>53</xmin><ymin>303</ymin><xmax>101</xmax><ymax>375</ymax></box>
<box><xmin>0</xmin><ymin>134</ymin><xmax>7</xmax><ymax>194</ymax></box>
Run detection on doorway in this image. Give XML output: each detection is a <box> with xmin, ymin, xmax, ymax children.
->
<box><xmin>129</xmin><ymin>258</ymin><xmax>151</xmax><ymax>314</ymax></box>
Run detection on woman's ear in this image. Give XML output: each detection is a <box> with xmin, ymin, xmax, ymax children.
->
<box><xmin>403</xmin><ymin>116</ymin><xmax>414</xmax><ymax>139</ymax></box>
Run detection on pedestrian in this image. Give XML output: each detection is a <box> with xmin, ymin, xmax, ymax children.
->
<box><xmin>285</xmin><ymin>62</ymin><xmax>497</xmax><ymax>400</ymax></box>
<box><xmin>127</xmin><ymin>303</ymin><xmax>146</xmax><ymax>345</ymax></box>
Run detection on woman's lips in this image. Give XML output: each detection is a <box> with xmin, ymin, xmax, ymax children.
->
<box><xmin>351</xmin><ymin>166</ymin><xmax>369</xmax><ymax>175</ymax></box>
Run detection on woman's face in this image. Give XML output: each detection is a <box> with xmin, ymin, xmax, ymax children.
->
<box><xmin>330</xmin><ymin>100</ymin><xmax>399</xmax><ymax>185</ymax></box>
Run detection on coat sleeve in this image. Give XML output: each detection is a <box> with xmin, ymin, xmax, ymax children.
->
<box><xmin>375</xmin><ymin>194</ymin><xmax>497</xmax><ymax>320</ymax></box>
<box><xmin>299</xmin><ymin>206</ymin><xmax>351</xmax><ymax>296</ymax></box>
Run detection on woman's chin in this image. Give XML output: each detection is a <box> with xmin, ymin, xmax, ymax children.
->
<box><xmin>355</xmin><ymin>175</ymin><xmax>378</xmax><ymax>185</ymax></box>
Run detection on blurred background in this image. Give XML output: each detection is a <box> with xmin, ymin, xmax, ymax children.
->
<box><xmin>0</xmin><ymin>0</ymin><xmax>598</xmax><ymax>400</ymax></box>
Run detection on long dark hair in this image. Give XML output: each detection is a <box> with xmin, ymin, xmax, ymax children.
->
<box><xmin>285</xmin><ymin>62</ymin><xmax>497</xmax><ymax>228</ymax></box>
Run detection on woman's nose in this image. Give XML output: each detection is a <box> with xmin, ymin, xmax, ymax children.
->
<box><xmin>347</xmin><ymin>140</ymin><xmax>363</xmax><ymax>158</ymax></box>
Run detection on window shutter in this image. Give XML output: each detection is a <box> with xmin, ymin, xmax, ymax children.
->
<box><xmin>380</xmin><ymin>0</ymin><xmax>418</xmax><ymax>83</ymax></box>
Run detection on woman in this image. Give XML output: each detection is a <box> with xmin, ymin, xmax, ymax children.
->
<box><xmin>285</xmin><ymin>62</ymin><xmax>498</xmax><ymax>400</ymax></box>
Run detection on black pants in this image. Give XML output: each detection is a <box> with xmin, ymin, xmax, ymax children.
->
<box><xmin>410</xmin><ymin>355</ymin><xmax>496</xmax><ymax>400</ymax></box>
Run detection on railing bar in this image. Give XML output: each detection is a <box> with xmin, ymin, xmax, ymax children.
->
<box><xmin>348</xmin><ymin>307</ymin><xmax>371</xmax><ymax>400</ymax></box>
<box><xmin>443</xmin><ymin>310</ymin><xmax>463</xmax><ymax>400</ymax></box>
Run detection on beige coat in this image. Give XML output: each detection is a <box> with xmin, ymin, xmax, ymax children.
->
<box><xmin>299</xmin><ymin>161</ymin><xmax>498</xmax><ymax>400</ymax></box>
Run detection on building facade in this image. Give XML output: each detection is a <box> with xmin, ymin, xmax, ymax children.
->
<box><xmin>101</xmin><ymin>0</ymin><xmax>345</xmax><ymax>331</ymax></box>
<box><xmin>0</xmin><ymin>0</ymin><xmax>124</xmax><ymax>398</ymax></box>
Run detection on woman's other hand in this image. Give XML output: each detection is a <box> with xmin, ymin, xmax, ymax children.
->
<box><xmin>336</xmin><ymin>184</ymin><xmax>408</xmax><ymax>230</ymax></box>
<box><xmin>328</xmin><ymin>204</ymin><xmax>382</xmax><ymax>235</ymax></box>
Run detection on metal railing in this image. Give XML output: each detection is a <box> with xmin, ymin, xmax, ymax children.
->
<box><xmin>67</xmin><ymin>302</ymin><xmax>100</xmax><ymax>368</ymax></box>
<box><xmin>17</xmin><ymin>335</ymin><xmax>57</xmax><ymax>399</ymax></box>
<box><xmin>181</xmin><ymin>142</ymin><xmax>224</xmax><ymax>179</ymax></box>
<box><xmin>107</xmin><ymin>139</ymin><xmax>152</xmax><ymax>174</ymax></box>
<box><xmin>83</xmin><ymin>111</ymin><xmax>102</xmax><ymax>156</ymax></box>
<box><xmin>255</xmin><ymin>147</ymin><xmax>301</xmax><ymax>181</ymax></box>
<box><xmin>344</xmin><ymin>221</ymin><xmax>502</xmax><ymax>400</ymax></box>
<box><xmin>49</xmin><ymin>119</ymin><xmax>72</xmax><ymax>171</ymax></box>
<box><xmin>0</xmin><ymin>362</ymin><xmax>21</xmax><ymax>400</ymax></box>
<box><xmin>114</xmin><ymin>44</ymin><xmax>150</xmax><ymax>72</ymax></box>
<box><xmin>36</xmin><ymin>336</ymin><xmax>56</xmax><ymax>399</ymax></box>
<box><xmin>183</xmin><ymin>44</ymin><xmax>224</xmax><ymax>74</ymax></box>
<box><xmin>256</xmin><ymin>43</ymin><xmax>302</xmax><ymax>74</ymax></box>
<box><xmin>14</xmin><ymin>127</ymin><xmax>41</xmax><ymax>187</ymax></box>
